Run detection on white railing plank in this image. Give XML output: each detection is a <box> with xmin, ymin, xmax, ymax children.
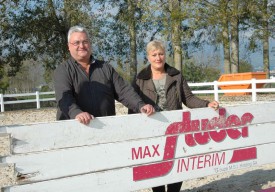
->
<box><xmin>2</xmin><ymin>123</ymin><xmax>274</xmax><ymax>183</ymax></box>
<box><xmin>1</xmin><ymin>102</ymin><xmax>275</xmax><ymax>191</ymax></box>
<box><xmin>1</xmin><ymin>102</ymin><xmax>274</xmax><ymax>154</ymax></box>
<box><xmin>2</xmin><ymin>143</ymin><xmax>275</xmax><ymax>192</ymax></box>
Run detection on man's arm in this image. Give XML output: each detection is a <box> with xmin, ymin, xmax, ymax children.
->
<box><xmin>54</xmin><ymin>64</ymin><xmax>83</xmax><ymax>119</ymax></box>
<box><xmin>111</xmin><ymin>66</ymin><xmax>154</xmax><ymax>115</ymax></box>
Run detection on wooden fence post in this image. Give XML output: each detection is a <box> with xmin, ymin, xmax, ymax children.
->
<box><xmin>0</xmin><ymin>94</ymin><xmax>4</xmax><ymax>112</ymax></box>
<box><xmin>36</xmin><ymin>91</ymin><xmax>40</xmax><ymax>109</ymax></box>
<box><xmin>213</xmin><ymin>80</ymin><xmax>219</xmax><ymax>101</ymax></box>
<box><xmin>251</xmin><ymin>78</ymin><xmax>257</xmax><ymax>102</ymax></box>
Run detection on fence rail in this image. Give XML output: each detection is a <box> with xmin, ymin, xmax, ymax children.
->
<box><xmin>0</xmin><ymin>91</ymin><xmax>55</xmax><ymax>112</ymax></box>
<box><xmin>0</xmin><ymin>78</ymin><xmax>275</xmax><ymax>112</ymax></box>
<box><xmin>189</xmin><ymin>78</ymin><xmax>275</xmax><ymax>102</ymax></box>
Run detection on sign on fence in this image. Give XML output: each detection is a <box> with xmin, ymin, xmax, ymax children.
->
<box><xmin>0</xmin><ymin>102</ymin><xmax>275</xmax><ymax>192</ymax></box>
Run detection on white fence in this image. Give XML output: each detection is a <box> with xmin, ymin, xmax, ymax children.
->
<box><xmin>190</xmin><ymin>78</ymin><xmax>275</xmax><ymax>101</ymax></box>
<box><xmin>0</xmin><ymin>91</ymin><xmax>55</xmax><ymax>112</ymax></box>
<box><xmin>0</xmin><ymin>78</ymin><xmax>275</xmax><ymax>112</ymax></box>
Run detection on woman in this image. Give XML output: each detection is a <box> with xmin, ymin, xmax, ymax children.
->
<box><xmin>129</xmin><ymin>40</ymin><xmax>219</xmax><ymax>192</ymax></box>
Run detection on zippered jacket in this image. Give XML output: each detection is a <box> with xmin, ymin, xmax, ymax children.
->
<box><xmin>129</xmin><ymin>63</ymin><xmax>209</xmax><ymax>113</ymax></box>
<box><xmin>54</xmin><ymin>56</ymin><xmax>145</xmax><ymax>120</ymax></box>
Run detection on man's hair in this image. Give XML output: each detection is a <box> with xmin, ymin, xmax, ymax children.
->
<box><xmin>146</xmin><ymin>40</ymin><xmax>165</xmax><ymax>55</ymax></box>
<box><xmin>67</xmin><ymin>26</ymin><xmax>90</xmax><ymax>43</ymax></box>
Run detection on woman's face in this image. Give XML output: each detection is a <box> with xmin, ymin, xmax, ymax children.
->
<box><xmin>147</xmin><ymin>48</ymin><xmax>166</xmax><ymax>71</ymax></box>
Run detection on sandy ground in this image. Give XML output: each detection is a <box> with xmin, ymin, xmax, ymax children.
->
<box><xmin>1</xmin><ymin>97</ymin><xmax>275</xmax><ymax>192</ymax></box>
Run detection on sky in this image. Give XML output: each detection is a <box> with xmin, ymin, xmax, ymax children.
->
<box><xmin>249</xmin><ymin>38</ymin><xmax>275</xmax><ymax>71</ymax></box>
<box><xmin>196</xmin><ymin>38</ymin><xmax>275</xmax><ymax>73</ymax></box>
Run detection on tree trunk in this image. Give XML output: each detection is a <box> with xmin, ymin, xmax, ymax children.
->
<box><xmin>128</xmin><ymin>0</ymin><xmax>137</xmax><ymax>81</ymax></box>
<box><xmin>62</xmin><ymin>0</ymin><xmax>73</xmax><ymax>58</ymax></box>
<box><xmin>220</xmin><ymin>0</ymin><xmax>231</xmax><ymax>74</ymax></box>
<box><xmin>263</xmin><ymin>34</ymin><xmax>270</xmax><ymax>79</ymax></box>
<box><xmin>169</xmin><ymin>0</ymin><xmax>182</xmax><ymax>71</ymax></box>
<box><xmin>222</xmin><ymin>25</ymin><xmax>231</xmax><ymax>74</ymax></box>
<box><xmin>263</xmin><ymin>0</ymin><xmax>270</xmax><ymax>79</ymax></box>
<box><xmin>230</xmin><ymin>0</ymin><xmax>239</xmax><ymax>73</ymax></box>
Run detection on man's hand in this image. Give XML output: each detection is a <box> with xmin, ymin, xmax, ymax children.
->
<box><xmin>75</xmin><ymin>112</ymin><xmax>94</xmax><ymax>125</ymax></box>
<box><xmin>208</xmin><ymin>101</ymin><xmax>219</xmax><ymax>110</ymax></box>
<box><xmin>140</xmin><ymin>104</ymin><xmax>155</xmax><ymax>116</ymax></box>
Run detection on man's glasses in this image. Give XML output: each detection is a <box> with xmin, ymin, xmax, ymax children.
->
<box><xmin>69</xmin><ymin>40</ymin><xmax>90</xmax><ymax>46</ymax></box>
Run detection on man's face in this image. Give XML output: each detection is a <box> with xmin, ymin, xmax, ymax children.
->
<box><xmin>68</xmin><ymin>32</ymin><xmax>91</xmax><ymax>62</ymax></box>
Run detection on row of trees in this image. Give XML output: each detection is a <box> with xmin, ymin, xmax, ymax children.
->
<box><xmin>0</xmin><ymin>0</ymin><xmax>274</xmax><ymax>92</ymax></box>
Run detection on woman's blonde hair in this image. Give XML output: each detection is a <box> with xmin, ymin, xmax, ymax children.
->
<box><xmin>146</xmin><ymin>40</ymin><xmax>165</xmax><ymax>55</ymax></box>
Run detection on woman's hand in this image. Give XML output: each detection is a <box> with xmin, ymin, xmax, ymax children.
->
<box><xmin>140</xmin><ymin>104</ymin><xmax>155</xmax><ymax>116</ymax></box>
<box><xmin>208</xmin><ymin>101</ymin><xmax>219</xmax><ymax>110</ymax></box>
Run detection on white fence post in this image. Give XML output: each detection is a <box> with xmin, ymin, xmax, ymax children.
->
<box><xmin>36</xmin><ymin>91</ymin><xmax>40</xmax><ymax>109</ymax></box>
<box><xmin>0</xmin><ymin>94</ymin><xmax>4</xmax><ymax>112</ymax></box>
<box><xmin>251</xmin><ymin>78</ymin><xmax>257</xmax><ymax>102</ymax></box>
<box><xmin>213</xmin><ymin>81</ymin><xmax>219</xmax><ymax>101</ymax></box>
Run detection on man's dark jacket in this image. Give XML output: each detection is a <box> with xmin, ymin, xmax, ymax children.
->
<box><xmin>54</xmin><ymin>56</ymin><xmax>145</xmax><ymax>120</ymax></box>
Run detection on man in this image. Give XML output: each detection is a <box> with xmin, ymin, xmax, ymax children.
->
<box><xmin>54</xmin><ymin>25</ymin><xmax>154</xmax><ymax>124</ymax></box>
